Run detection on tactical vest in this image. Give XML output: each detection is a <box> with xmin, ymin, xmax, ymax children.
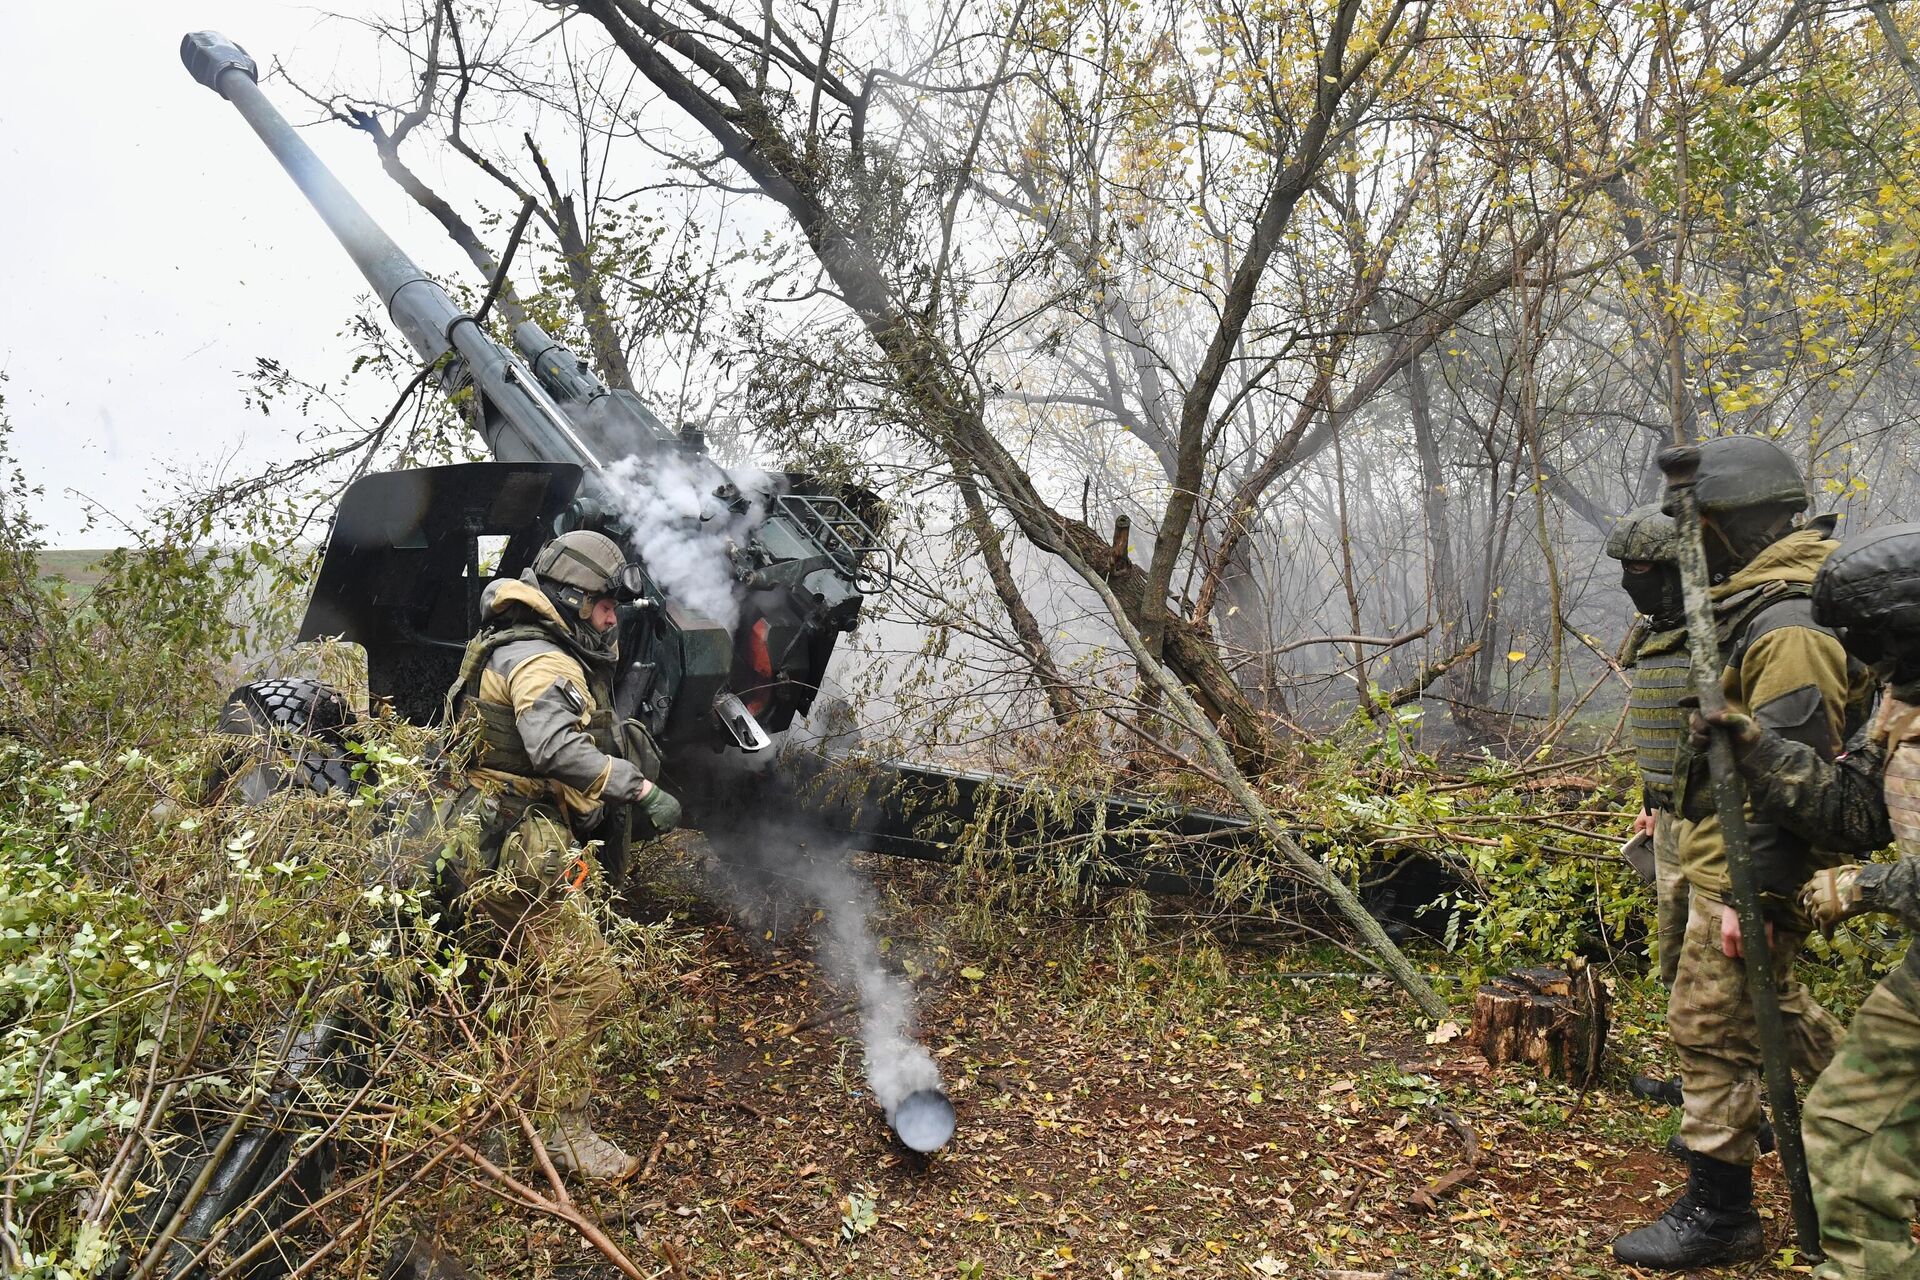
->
<box><xmin>1673</xmin><ymin>580</ymin><xmax>1818</xmax><ymax>820</ymax></box>
<box><xmin>1627</xmin><ymin>626</ymin><xmax>1690</xmax><ymax>811</ymax></box>
<box><xmin>1875</xmin><ymin>698</ymin><xmax>1920</xmax><ymax>858</ymax></box>
<box><xmin>446</xmin><ymin>623</ymin><xmax>625</xmax><ymax>791</ymax></box>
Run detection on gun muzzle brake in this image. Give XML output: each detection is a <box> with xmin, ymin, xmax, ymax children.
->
<box><xmin>181</xmin><ymin>31</ymin><xmax>259</xmax><ymax>97</ymax></box>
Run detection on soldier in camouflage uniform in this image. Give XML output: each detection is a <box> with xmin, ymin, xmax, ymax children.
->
<box><xmin>1695</xmin><ymin>522</ymin><xmax>1920</xmax><ymax>1279</ymax></box>
<box><xmin>442</xmin><ymin>529</ymin><xmax>682</xmax><ymax>1181</ymax></box>
<box><xmin>1608</xmin><ymin>504</ymin><xmax>1692</xmax><ymax>985</ymax></box>
<box><xmin>1615</xmin><ymin>437</ymin><xmax>1871</xmax><ymax>1270</ymax></box>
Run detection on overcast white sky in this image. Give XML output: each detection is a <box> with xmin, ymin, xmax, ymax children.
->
<box><xmin>0</xmin><ymin>2</ymin><xmax>486</xmax><ymax>545</ymax></box>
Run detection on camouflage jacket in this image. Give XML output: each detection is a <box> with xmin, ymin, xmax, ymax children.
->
<box><xmin>1737</xmin><ymin>696</ymin><xmax>1920</xmax><ymax>934</ymax></box>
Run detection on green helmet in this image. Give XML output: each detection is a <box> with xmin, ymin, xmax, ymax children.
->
<box><xmin>1605</xmin><ymin>504</ymin><xmax>1677</xmax><ymax>565</ymax></box>
<box><xmin>535</xmin><ymin>529</ymin><xmax>627</xmax><ymax>594</ymax></box>
<box><xmin>1688</xmin><ymin>435</ymin><xmax>1810</xmax><ymax>517</ymax></box>
<box><xmin>533</xmin><ymin>529</ymin><xmax>644</xmax><ymax>623</ymax></box>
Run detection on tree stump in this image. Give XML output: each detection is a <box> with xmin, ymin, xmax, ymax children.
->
<box><xmin>1466</xmin><ymin>965</ymin><xmax>1608</xmax><ymax>1086</ymax></box>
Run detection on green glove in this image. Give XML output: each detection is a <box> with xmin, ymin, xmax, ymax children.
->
<box><xmin>632</xmin><ymin>780</ymin><xmax>682</xmax><ymax>839</ymax></box>
<box><xmin>1800</xmin><ymin>865</ymin><xmax>1869</xmax><ymax>931</ymax></box>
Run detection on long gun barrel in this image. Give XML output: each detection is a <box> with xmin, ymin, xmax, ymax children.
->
<box><xmin>180</xmin><ymin>32</ymin><xmax>642</xmax><ymax>471</ymax></box>
<box><xmin>181</xmin><ymin>30</ymin><xmax>885</xmax><ymax>750</ymax></box>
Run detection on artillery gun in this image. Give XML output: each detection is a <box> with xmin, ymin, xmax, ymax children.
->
<box><xmin>179</xmin><ymin>32</ymin><xmax>883</xmax><ymax>775</ymax></box>
<box><xmin>115</xmin><ymin>33</ymin><xmax>1260</xmax><ymax>1279</ymax></box>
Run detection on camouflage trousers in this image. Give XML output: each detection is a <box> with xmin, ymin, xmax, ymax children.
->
<box><xmin>1670</xmin><ymin>892</ymin><xmax>1843</xmax><ymax>1165</ymax></box>
<box><xmin>442</xmin><ymin>796</ymin><xmax>625</xmax><ymax>1119</ymax></box>
<box><xmin>1806</xmin><ymin>962</ymin><xmax>1920</xmax><ymax>1280</ymax></box>
<box><xmin>1654</xmin><ymin>810</ymin><xmax>1689</xmax><ymax>988</ymax></box>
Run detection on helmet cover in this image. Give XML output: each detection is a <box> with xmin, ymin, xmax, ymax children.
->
<box><xmin>1606</xmin><ymin>504</ymin><xmax>1678</xmax><ymax>564</ymax></box>
<box><xmin>534</xmin><ymin>529</ymin><xmax>629</xmax><ymax>597</ymax></box>
<box><xmin>1680</xmin><ymin>435</ymin><xmax>1810</xmax><ymax>517</ymax></box>
<box><xmin>1811</xmin><ymin>522</ymin><xmax>1920</xmax><ymax>639</ymax></box>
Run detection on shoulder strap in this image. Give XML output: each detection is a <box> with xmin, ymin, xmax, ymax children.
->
<box><xmin>1717</xmin><ymin>580</ymin><xmax>1816</xmax><ymax>664</ymax></box>
<box><xmin>443</xmin><ymin>623</ymin><xmax>564</xmax><ymax>722</ymax></box>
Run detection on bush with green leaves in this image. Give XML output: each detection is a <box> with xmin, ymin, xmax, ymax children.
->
<box><xmin>0</xmin><ymin>414</ymin><xmax>690</xmax><ymax>1278</ymax></box>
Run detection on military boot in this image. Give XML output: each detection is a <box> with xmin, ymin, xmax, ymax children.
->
<box><xmin>1663</xmin><ymin>1112</ymin><xmax>1774</xmax><ymax>1161</ymax></box>
<box><xmin>1612</xmin><ymin>1153</ymin><xmax>1766</xmax><ymax>1268</ymax></box>
<box><xmin>542</xmin><ymin>1106</ymin><xmax>642</xmax><ymax>1182</ymax></box>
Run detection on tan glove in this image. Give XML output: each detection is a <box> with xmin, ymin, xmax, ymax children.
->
<box><xmin>1800</xmin><ymin>865</ymin><xmax>1869</xmax><ymax>931</ymax></box>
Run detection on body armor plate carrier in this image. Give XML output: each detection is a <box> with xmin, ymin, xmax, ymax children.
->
<box><xmin>1629</xmin><ymin>627</ymin><xmax>1690</xmax><ymax>811</ymax></box>
<box><xmin>1876</xmin><ymin>698</ymin><xmax>1920</xmax><ymax>858</ymax></box>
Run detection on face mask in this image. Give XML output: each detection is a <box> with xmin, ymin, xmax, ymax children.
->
<box><xmin>1622</xmin><ymin>563</ymin><xmax>1685</xmax><ymax>626</ymax></box>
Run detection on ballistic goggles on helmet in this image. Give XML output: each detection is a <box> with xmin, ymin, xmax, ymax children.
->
<box><xmin>534</xmin><ymin>530</ymin><xmax>648</xmax><ymax>604</ymax></box>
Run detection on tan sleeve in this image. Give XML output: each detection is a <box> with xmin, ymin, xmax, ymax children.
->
<box><xmin>503</xmin><ymin>651</ymin><xmax>618</xmax><ymax>805</ymax></box>
<box><xmin>505</xmin><ymin>650</ymin><xmax>592</xmax><ymax>720</ymax></box>
<box><xmin>1732</xmin><ymin>627</ymin><xmax>1851</xmax><ymax>752</ymax></box>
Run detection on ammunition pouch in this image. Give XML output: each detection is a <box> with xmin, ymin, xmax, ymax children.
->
<box><xmin>620</xmin><ymin>717</ymin><xmax>664</xmax><ymax>781</ymax></box>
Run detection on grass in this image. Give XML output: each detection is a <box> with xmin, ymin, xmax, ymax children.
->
<box><xmin>34</xmin><ymin>548</ymin><xmax>114</xmax><ymax>594</ymax></box>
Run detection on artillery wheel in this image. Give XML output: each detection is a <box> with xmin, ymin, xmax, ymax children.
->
<box><xmin>216</xmin><ymin>676</ymin><xmax>363</xmax><ymax>800</ymax></box>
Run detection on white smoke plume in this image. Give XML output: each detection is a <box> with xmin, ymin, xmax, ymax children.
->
<box><xmin>599</xmin><ymin>452</ymin><xmax>776</xmax><ymax>633</ymax></box>
<box><xmin>703</xmin><ymin>821</ymin><xmax>944</xmax><ymax>1121</ymax></box>
<box><xmin>801</xmin><ymin>853</ymin><xmax>944</xmax><ymax>1117</ymax></box>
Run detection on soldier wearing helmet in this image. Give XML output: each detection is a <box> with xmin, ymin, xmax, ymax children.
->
<box><xmin>1615</xmin><ymin>437</ymin><xmax>1871</xmax><ymax>1270</ymax></box>
<box><xmin>1607</xmin><ymin>504</ymin><xmax>1691</xmax><ymax>987</ymax></box>
<box><xmin>441</xmin><ymin>528</ymin><xmax>681</xmax><ymax>1181</ymax></box>
<box><xmin>1693</xmin><ymin>523</ymin><xmax>1920</xmax><ymax>1279</ymax></box>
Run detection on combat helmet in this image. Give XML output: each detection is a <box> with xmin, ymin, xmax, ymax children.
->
<box><xmin>532</xmin><ymin>529</ymin><xmax>645</xmax><ymax>624</ymax></box>
<box><xmin>1811</xmin><ymin>523</ymin><xmax>1920</xmax><ymax>684</ymax></box>
<box><xmin>1605</xmin><ymin>504</ymin><xmax>1677</xmax><ymax>565</ymax></box>
<box><xmin>1608</xmin><ymin>503</ymin><xmax>1686</xmax><ymax>627</ymax></box>
<box><xmin>1665</xmin><ymin>435</ymin><xmax>1812</xmax><ymax>575</ymax></box>
<box><xmin>1687</xmin><ymin>435</ymin><xmax>1811</xmax><ymax>516</ymax></box>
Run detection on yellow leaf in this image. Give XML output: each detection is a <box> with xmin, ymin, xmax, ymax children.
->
<box><xmin>1506</xmin><ymin>650</ymin><xmax>1527</xmax><ymax>661</ymax></box>
<box><xmin>961</xmin><ymin>965</ymin><xmax>985</xmax><ymax>981</ymax></box>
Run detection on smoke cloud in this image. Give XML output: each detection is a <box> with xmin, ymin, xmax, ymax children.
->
<box><xmin>703</xmin><ymin>809</ymin><xmax>946</xmax><ymax>1128</ymax></box>
<box><xmin>599</xmin><ymin>452</ymin><xmax>776</xmax><ymax>633</ymax></box>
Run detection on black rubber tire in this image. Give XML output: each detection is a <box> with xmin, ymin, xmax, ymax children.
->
<box><xmin>218</xmin><ymin>677</ymin><xmax>362</xmax><ymax>796</ymax></box>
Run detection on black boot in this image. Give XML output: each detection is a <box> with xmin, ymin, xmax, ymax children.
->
<box><xmin>1663</xmin><ymin>1115</ymin><xmax>1771</xmax><ymax>1160</ymax></box>
<box><xmin>1631</xmin><ymin>1074</ymin><xmax>1685</xmax><ymax>1107</ymax></box>
<box><xmin>1612</xmin><ymin>1154</ymin><xmax>1766</xmax><ymax>1268</ymax></box>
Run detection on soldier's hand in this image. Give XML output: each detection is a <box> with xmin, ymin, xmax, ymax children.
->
<box><xmin>1686</xmin><ymin>705</ymin><xmax>1762</xmax><ymax>754</ymax></box>
<box><xmin>1800</xmin><ymin>865</ymin><xmax>1869</xmax><ymax>931</ymax></box>
<box><xmin>1719</xmin><ymin>903</ymin><xmax>1773</xmax><ymax>959</ymax></box>
<box><xmin>1632</xmin><ymin>810</ymin><xmax>1658</xmax><ymax>838</ymax></box>
<box><xmin>633</xmin><ymin>778</ymin><xmax>683</xmax><ymax>838</ymax></box>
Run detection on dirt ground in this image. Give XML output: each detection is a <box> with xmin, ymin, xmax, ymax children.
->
<box><xmin>404</xmin><ymin>861</ymin><xmax>1813</xmax><ymax>1280</ymax></box>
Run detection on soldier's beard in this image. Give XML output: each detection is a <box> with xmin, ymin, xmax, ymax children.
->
<box><xmin>576</xmin><ymin>620</ymin><xmax>619</xmax><ymax>660</ymax></box>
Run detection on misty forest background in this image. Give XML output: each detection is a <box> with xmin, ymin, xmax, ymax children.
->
<box><xmin>9</xmin><ymin>0</ymin><xmax>1920</xmax><ymax>1275</ymax></box>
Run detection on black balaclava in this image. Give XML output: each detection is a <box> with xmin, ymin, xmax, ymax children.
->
<box><xmin>1622</xmin><ymin>562</ymin><xmax>1686</xmax><ymax>629</ymax></box>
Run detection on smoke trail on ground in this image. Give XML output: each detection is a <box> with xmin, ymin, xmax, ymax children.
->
<box><xmin>598</xmin><ymin>453</ymin><xmax>775</xmax><ymax>633</ymax></box>
<box><xmin>800</xmin><ymin>852</ymin><xmax>943</xmax><ymax>1118</ymax></box>
<box><xmin>703</xmin><ymin>815</ymin><xmax>943</xmax><ymax>1122</ymax></box>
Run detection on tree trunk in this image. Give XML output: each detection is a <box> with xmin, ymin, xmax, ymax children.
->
<box><xmin>1466</xmin><ymin>966</ymin><xmax>1607</xmax><ymax>1085</ymax></box>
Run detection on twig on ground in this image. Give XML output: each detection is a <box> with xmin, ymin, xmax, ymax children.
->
<box><xmin>776</xmin><ymin>999</ymin><xmax>858</xmax><ymax>1036</ymax></box>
